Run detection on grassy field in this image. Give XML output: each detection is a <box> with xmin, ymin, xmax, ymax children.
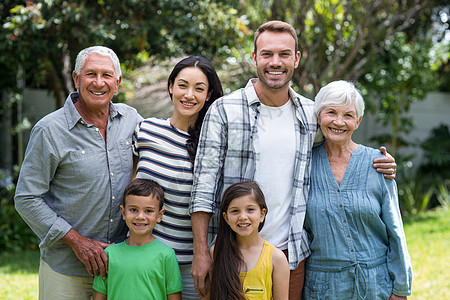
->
<box><xmin>0</xmin><ymin>208</ymin><xmax>449</xmax><ymax>299</ymax></box>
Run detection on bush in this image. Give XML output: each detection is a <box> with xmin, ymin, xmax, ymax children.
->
<box><xmin>0</xmin><ymin>167</ymin><xmax>39</xmax><ymax>252</ymax></box>
<box><xmin>398</xmin><ymin>124</ymin><xmax>450</xmax><ymax>215</ymax></box>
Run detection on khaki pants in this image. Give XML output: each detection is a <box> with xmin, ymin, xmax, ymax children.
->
<box><xmin>39</xmin><ymin>260</ymin><xmax>94</xmax><ymax>300</ymax></box>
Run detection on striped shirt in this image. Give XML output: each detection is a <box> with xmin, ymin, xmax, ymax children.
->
<box><xmin>133</xmin><ymin>117</ymin><xmax>194</xmax><ymax>264</ymax></box>
<box><xmin>190</xmin><ymin>79</ymin><xmax>318</xmax><ymax>269</ymax></box>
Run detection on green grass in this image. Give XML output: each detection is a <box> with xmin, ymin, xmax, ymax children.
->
<box><xmin>0</xmin><ymin>208</ymin><xmax>448</xmax><ymax>299</ymax></box>
<box><xmin>403</xmin><ymin>208</ymin><xmax>450</xmax><ymax>299</ymax></box>
<box><xmin>0</xmin><ymin>249</ymin><xmax>39</xmax><ymax>299</ymax></box>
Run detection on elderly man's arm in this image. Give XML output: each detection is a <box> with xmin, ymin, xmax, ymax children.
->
<box><xmin>14</xmin><ymin>124</ymin><xmax>111</xmax><ymax>278</ymax></box>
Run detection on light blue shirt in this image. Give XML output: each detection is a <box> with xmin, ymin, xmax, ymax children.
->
<box><xmin>15</xmin><ymin>92</ymin><xmax>142</xmax><ymax>277</ymax></box>
<box><xmin>305</xmin><ymin>144</ymin><xmax>412</xmax><ymax>296</ymax></box>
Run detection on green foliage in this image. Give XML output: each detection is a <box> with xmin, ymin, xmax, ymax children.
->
<box><xmin>418</xmin><ymin>124</ymin><xmax>450</xmax><ymax>182</ymax></box>
<box><xmin>396</xmin><ymin>124</ymin><xmax>450</xmax><ymax>215</ymax></box>
<box><xmin>418</xmin><ymin>124</ymin><xmax>450</xmax><ymax>208</ymax></box>
<box><xmin>0</xmin><ymin>168</ymin><xmax>39</xmax><ymax>252</ymax></box>
<box><xmin>0</xmin><ymin>0</ymin><xmax>246</xmax><ymax>105</ymax></box>
<box><xmin>398</xmin><ymin>174</ymin><xmax>435</xmax><ymax>216</ymax></box>
<box><xmin>361</xmin><ymin>32</ymin><xmax>437</xmax><ymax>156</ymax></box>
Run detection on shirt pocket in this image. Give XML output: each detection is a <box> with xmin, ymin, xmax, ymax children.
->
<box><xmin>118</xmin><ymin>139</ymin><xmax>133</xmax><ymax>172</ymax></box>
<box><xmin>69</xmin><ymin>149</ymin><xmax>106</xmax><ymax>180</ymax></box>
<box><xmin>303</xmin><ymin>273</ymin><xmax>330</xmax><ymax>299</ymax></box>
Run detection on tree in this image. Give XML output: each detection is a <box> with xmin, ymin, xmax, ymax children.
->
<box><xmin>360</xmin><ymin>32</ymin><xmax>437</xmax><ymax>157</ymax></box>
<box><xmin>236</xmin><ymin>0</ymin><xmax>446</xmax><ymax>96</ymax></box>
<box><xmin>0</xmin><ymin>0</ymin><xmax>245</xmax><ymax>105</ymax></box>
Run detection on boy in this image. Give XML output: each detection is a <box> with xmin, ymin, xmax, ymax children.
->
<box><xmin>93</xmin><ymin>178</ymin><xmax>183</xmax><ymax>299</ymax></box>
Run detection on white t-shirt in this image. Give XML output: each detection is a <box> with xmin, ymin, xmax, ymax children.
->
<box><xmin>254</xmin><ymin>100</ymin><xmax>296</xmax><ymax>250</ymax></box>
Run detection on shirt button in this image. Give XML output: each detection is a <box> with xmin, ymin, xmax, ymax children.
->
<box><xmin>351</xmin><ymin>249</ymin><xmax>354</xmax><ymax>252</ymax></box>
<box><xmin>343</xmin><ymin>220</ymin><xmax>347</xmax><ymax>223</ymax></box>
<box><xmin>110</xmin><ymin>172</ymin><xmax>114</xmax><ymax>176</ymax></box>
<box><xmin>126</xmin><ymin>141</ymin><xmax>129</xmax><ymax>145</ymax></box>
<box><xmin>338</xmin><ymin>189</ymin><xmax>340</xmax><ymax>192</ymax></box>
<box><xmin>81</xmin><ymin>150</ymin><xmax>85</xmax><ymax>155</ymax></box>
<box><xmin>95</xmin><ymin>128</ymin><xmax>99</xmax><ymax>132</ymax></box>
<box><xmin>110</xmin><ymin>219</ymin><xmax>113</xmax><ymax>223</ymax></box>
<box><xmin>347</xmin><ymin>235</ymin><xmax>350</xmax><ymax>238</ymax></box>
<box><xmin>339</xmin><ymin>204</ymin><xmax>343</xmax><ymax>208</ymax></box>
<box><xmin>112</xmin><ymin>196</ymin><xmax>115</xmax><ymax>200</ymax></box>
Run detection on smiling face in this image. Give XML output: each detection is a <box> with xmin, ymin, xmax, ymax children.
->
<box><xmin>223</xmin><ymin>194</ymin><xmax>266</xmax><ymax>239</ymax></box>
<box><xmin>252</xmin><ymin>31</ymin><xmax>300</xmax><ymax>91</ymax></box>
<box><xmin>318</xmin><ymin>103</ymin><xmax>362</xmax><ymax>145</ymax></box>
<box><xmin>120</xmin><ymin>194</ymin><xmax>164</xmax><ymax>245</ymax></box>
<box><xmin>72</xmin><ymin>53</ymin><xmax>121</xmax><ymax>110</ymax></box>
<box><xmin>169</xmin><ymin>66</ymin><xmax>210</xmax><ymax>125</ymax></box>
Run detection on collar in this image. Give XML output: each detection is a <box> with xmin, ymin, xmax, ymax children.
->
<box><xmin>64</xmin><ymin>91</ymin><xmax>121</xmax><ymax>130</ymax></box>
<box><xmin>244</xmin><ymin>78</ymin><xmax>300</xmax><ymax>108</ymax></box>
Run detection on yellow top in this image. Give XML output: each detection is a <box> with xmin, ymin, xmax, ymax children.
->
<box><xmin>240</xmin><ymin>240</ymin><xmax>274</xmax><ymax>300</ymax></box>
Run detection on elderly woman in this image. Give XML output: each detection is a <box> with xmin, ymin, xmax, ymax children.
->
<box><xmin>303</xmin><ymin>81</ymin><xmax>412</xmax><ymax>299</ymax></box>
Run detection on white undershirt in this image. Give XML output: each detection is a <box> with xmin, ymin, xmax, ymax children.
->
<box><xmin>254</xmin><ymin>100</ymin><xmax>296</xmax><ymax>250</ymax></box>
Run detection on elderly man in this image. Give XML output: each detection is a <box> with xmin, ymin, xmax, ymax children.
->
<box><xmin>15</xmin><ymin>46</ymin><xmax>142</xmax><ymax>299</ymax></box>
<box><xmin>189</xmin><ymin>21</ymin><xmax>397</xmax><ymax>299</ymax></box>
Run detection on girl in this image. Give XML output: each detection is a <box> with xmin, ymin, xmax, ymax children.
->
<box><xmin>133</xmin><ymin>56</ymin><xmax>223</xmax><ymax>299</ymax></box>
<box><xmin>209</xmin><ymin>181</ymin><xmax>290</xmax><ymax>300</ymax></box>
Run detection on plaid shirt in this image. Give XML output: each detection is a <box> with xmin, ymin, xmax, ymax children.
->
<box><xmin>190</xmin><ymin>79</ymin><xmax>318</xmax><ymax>269</ymax></box>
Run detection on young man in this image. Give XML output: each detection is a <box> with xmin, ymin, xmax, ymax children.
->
<box><xmin>14</xmin><ymin>46</ymin><xmax>142</xmax><ymax>299</ymax></box>
<box><xmin>93</xmin><ymin>178</ymin><xmax>183</xmax><ymax>299</ymax></box>
<box><xmin>189</xmin><ymin>21</ymin><xmax>397</xmax><ymax>299</ymax></box>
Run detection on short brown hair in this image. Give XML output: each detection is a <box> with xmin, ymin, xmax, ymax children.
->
<box><xmin>123</xmin><ymin>178</ymin><xmax>164</xmax><ymax>210</ymax></box>
<box><xmin>254</xmin><ymin>20</ymin><xmax>298</xmax><ymax>53</ymax></box>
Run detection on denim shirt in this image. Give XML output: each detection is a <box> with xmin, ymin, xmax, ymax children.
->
<box><xmin>15</xmin><ymin>92</ymin><xmax>142</xmax><ymax>277</ymax></box>
<box><xmin>305</xmin><ymin>144</ymin><xmax>412</xmax><ymax>296</ymax></box>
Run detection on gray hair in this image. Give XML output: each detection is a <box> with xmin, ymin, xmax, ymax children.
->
<box><xmin>314</xmin><ymin>80</ymin><xmax>365</xmax><ymax>119</ymax></box>
<box><xmin>74</xmin><ymin>46</ymin><xmax>122</xmax><ymax>79</ymax></box>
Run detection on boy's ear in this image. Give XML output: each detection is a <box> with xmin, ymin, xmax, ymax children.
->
<box><xmin>157</xmin><ymin>208</ymin><xmax>165</xmax><ymax>223</ymax></box>
<box><xmin>120</xmin><ymin>205</ymin><xmax>126</xmax><ymax>220</ymax></box>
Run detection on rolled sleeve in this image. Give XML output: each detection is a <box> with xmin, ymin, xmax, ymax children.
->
<box><xmin>15</xmin><ymin>124</ymin><xmax>72</xmax><ymax>248</ymax></box>
<box><xmin>190</xmin><ymin>102</ymin><xmax>227</xmax><ymax>215</ymax></box>
<box><xmin>381</xmin><ymin>177</ymin><xmax>413</xmax><ymax>296</ymax></box>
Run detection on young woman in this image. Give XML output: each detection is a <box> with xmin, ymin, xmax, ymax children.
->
<box><xmin>133</xmin><ymin>56</ymin><xmax>223</xmax><ymax>299</ymax></box>
<box><xmin>209</xmin><ymin>181</ymin><xmax>290</xmax><ymax>300</ymax></box>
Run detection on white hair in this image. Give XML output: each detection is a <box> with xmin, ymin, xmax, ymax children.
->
<box><xmin>314</xmin><ymin>80</ymin><xmax>365</xmax><ymax>119</ymax></box>
<box><xmin>74</xmin><ymin>46</ymin><xmax>122</xmax><ymax>79</ymax></box>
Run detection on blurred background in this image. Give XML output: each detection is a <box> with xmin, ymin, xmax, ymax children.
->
<box><xmin>0</xmin><ymin>1</ymin><xmax>448</xmax><ymax>298</ymax></box>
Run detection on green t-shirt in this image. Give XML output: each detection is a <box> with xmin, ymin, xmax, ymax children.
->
<box><xmin>93</xmin><ymin>239</ymin><xmax>183</xmax><ymax>299</ymax></box>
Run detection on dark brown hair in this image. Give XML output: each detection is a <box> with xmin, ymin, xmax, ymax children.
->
<box><xmin>167</xmin><ymin>56</ymin><xmax>223</xmax><ymax>170</ymax></box>
<box><xmin>209</xmin><ymin>181</ymin><xmax>268</xmax><ymax>300</ymax></box>
<box><xmin>123</xmin><ymin>178</ymin><xmax>164</xmax><ymax>210</ymax></box>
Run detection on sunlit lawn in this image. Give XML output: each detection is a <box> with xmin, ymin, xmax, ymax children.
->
<box><xmin>0</xmin><ymin>208</ymin><xmax>448</xmax><ymax>299</ymax></box>
<box><xmin>404</xmin><ymin>207</ymin><xmax>450</xmax><ymax>299</ymax></box>
<box><xmin>0</xmin><ymin>250</ymin><xmax>39</xmax><ymax>299</ymax></box>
